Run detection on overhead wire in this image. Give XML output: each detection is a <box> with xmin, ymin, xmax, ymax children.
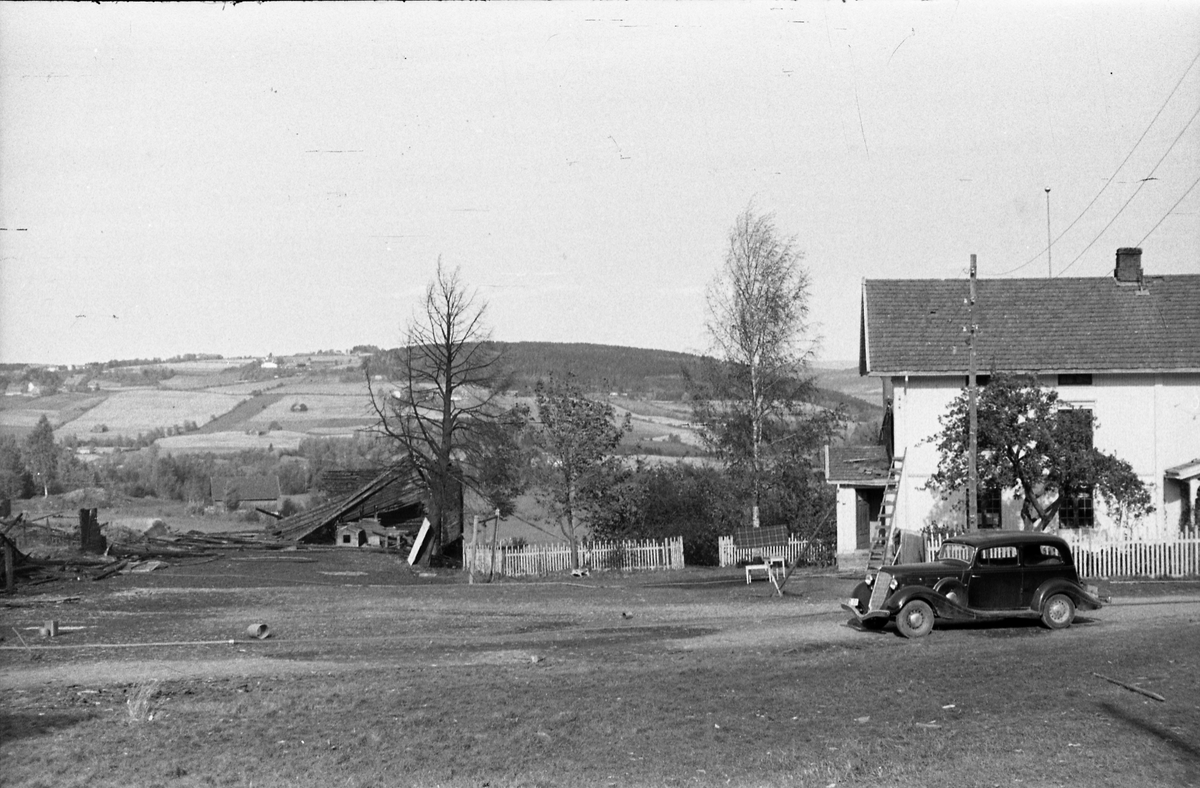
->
<box><xmin>1055</xmin><ymin>101</ymin><xmax>1200</xmax><ymax>277</ymax></box>
<box><xmin>995</xmin><ymin>47</ymin><xmax>1200</xmax><ymax>277</ymax></box>
<box><xmin>1135</xmin><ymin>173</ymin><xmax>1200</xmax><ymax>248</ymax></box>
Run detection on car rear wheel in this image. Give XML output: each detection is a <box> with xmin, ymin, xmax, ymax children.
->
<box><xmin>1041</xmin><ymin>593</ymin><xmax>1076</xmax><ymax>629</ymax></box>
<box><xmin>896</xmin><ymin>599</ymin><xmax>934</xmax><ymax>639</ymax></box>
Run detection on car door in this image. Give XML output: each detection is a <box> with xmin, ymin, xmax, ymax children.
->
<box><xmin>967</xmin><ymin>545</ymin><xmax>1022</xmax><ymax>609</ymax></box>
<box><xmin>1020</xmin><ymin>543</ymin><xmax>1069</xmax><ymax>606</ymax></box>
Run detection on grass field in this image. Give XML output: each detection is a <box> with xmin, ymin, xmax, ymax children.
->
<box><xmin>0</xmin><ymin>393</ymin><xmax>109</xmax><ymax>437</ymax></box>
<box><xmin>155</xmin><ymin>429</ymin><xmax>310</xmax><ymax>455</ymax></box>
<box><xmin>2</xmin><ymin>551</ymin><xmax>1197</xmax><ymax>788</ymax></box>
<box><xmin>56</xmin><ymin>390</ymin><xmax>244</xmax><ymax>438</ymax></box>
<box><xmin>242</xmin><ymin>394</ymin><xmax>377</xmax><ymax>430</ymax></box>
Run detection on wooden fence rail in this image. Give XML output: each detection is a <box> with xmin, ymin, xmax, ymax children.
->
<box><xmin>463</xmin><ymin>536</ymin><xmax>685</xmax><ymax>577</ymax></box>
<box><xmin>922</xmin><ymin>528</ymin><xmax>1200</xmax><ymax>580</ymax></box>
<box><xmin>717</xmin><ymin>535</ymin><xmax>835</xmax><ymax>568</ymax></box>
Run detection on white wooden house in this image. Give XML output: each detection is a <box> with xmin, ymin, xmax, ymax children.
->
<box><xmin>828</xmin><ymin>248</ymin><xmax>1200</xmax><ymax>570</ymax></box>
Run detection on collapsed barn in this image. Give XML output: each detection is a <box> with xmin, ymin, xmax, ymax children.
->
<box><xmin>271</xmin><ymin>462</ymin><xmax>429</xmax><ymax>548</ymax></box>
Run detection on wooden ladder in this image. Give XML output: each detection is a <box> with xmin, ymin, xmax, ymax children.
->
<box><xmin>867</xmin><ymin>450</ymin><xmax>906</xmax><ymax>573</ymax></box>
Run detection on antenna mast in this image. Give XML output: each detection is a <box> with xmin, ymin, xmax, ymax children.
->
<box><xmin>967</xmin><ymin>254</ymin><xmax>979</xmax><ymax>531</ymax></box>
<box><xmin>1045</xmin><ymin>188</ymin><xmax>1052</xmax><ymax>277</ymax></box>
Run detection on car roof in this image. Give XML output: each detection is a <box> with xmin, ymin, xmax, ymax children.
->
<box><xmin>944</xmin><ymin>531</ymin><xmax>1069</xmax><ymax>549</ymax></box>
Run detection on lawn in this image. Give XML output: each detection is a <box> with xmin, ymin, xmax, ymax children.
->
<box><xmin>2</xmin><ymin>553</ymin><xmax>1197</xmax><ymax>788</ymax></box>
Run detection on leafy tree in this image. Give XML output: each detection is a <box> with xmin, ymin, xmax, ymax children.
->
<box><xmin>589</xmin><ymin>462</ymin><xmax>743</xmax><ymax>566</ymax></box>
<box><xmin>24</xmin><ymin>415</ymin><xmax>58</xmax><ymax>497</ymax></box>
<box><xmin>0</xmin><ymin>434</ymin><xmax>34</xmax><ymax>500</ymax></box>
<box><xmin>532</xmin><ymin>375</ymin><xmax>631</xmax><ymax>569</ymax></box>
<box><xmin>223</xmin><ymin>484</ymin><xmax>241</xmax><ymax>512</ymax></box>
<box><xmin>368</xmin><ymin>261</ymin><xmax>516</xmax><ymax>564</ymax></box>
<box><xmin>469</xmin><ymin>403</ymin><xmax>532</xmax><ymax>518</ymax></box>
<box><xmin>927</xmin><ymin>374</ymin><xmax>1153</xmax><ymax>530</ymax></box>
<box><xmin>695</xmin><ymin>206</ymin><xmax>826</xmax><ymax>528</ymax></box>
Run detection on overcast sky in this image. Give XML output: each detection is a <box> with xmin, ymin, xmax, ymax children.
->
<box><xmin>2</xmin><ymin>1</ymin><xmax>1197</xmax><ymax>366</ymax></box>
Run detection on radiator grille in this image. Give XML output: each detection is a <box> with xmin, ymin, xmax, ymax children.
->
<box><xmin>869</xmin><ymin>572</ymin><xmax>892</xmax><ymax>611</ymax></box>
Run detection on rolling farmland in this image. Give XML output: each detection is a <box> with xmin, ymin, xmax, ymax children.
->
<box><xmin>54</xmin><ymin>389</ymin><xmax>245</xmax><ymax>438</ymax></box>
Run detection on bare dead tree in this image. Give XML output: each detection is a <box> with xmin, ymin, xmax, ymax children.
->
<box><xmin>368</xmin><ymin>260</ymin><xmax>518</xmax><ymax>564</ymax></box>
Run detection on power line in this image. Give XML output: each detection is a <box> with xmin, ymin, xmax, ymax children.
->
<box><xmin>995</xmin><ymin>47</ymin><xmax>1200</xmax><ymax>278</ymax></box>
<box><xmin>1055</xmin><ymin>102</ymin><xmax>1200</xmax><ymax>277</ymax></box>
<box><xmin>1135</xmin><ymin>173</ymin><xmax>1200</xmax><ymax>247</ymax></box>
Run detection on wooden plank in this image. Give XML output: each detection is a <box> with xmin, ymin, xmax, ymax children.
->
<box><xmin>407</xmin><ymin>518</ymin><xmax>431</xmax><ymax>566</ymax></box>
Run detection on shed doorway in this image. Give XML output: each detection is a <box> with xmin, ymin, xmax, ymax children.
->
<box><xmin>855</xmin><ymin>489</ymin><xmax>883</xmax><ymax>549</ymax></box>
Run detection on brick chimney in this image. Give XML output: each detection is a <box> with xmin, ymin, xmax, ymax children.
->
<box><xmin>1115</xmin><ymin>247</ymin><xmax>1142</xmax><ymax>283</ymax></box>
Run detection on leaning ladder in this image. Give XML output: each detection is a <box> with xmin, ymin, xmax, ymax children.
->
<box><xmin>867</xmin><ymin>450</ymin><xmax>906</xmax><ymax>573</ymax></box>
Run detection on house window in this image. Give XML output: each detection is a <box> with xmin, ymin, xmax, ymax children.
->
<box><xmin>979</xmin><ymin>485</ymin><xmax>1002</xmax><ymax>529</ymax></box>
<box><xmin>963</xmin><ymin>374</ymin><xmax>991</xmax><ymax>388</ymax></box>
<box><xmin>1056</xmin><ymin>407</ymin><xmax>1095</xmax><ymax>528</ymax></box>
<box><xmin>1058</xmin><ymin>373</ymin><xmax>1093</xmax><ymax>386</ymax></box>
<box><xmin>1058</xmin><ymin>489</ymin><xmax>1095</xmax><ymax>528</ymax></box>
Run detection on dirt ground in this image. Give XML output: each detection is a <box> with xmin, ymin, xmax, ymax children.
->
<box><xmin>3</xmin><ymin>549</ymin><xmax>1198</xmax><ymax>687</ymax></box>
<box><xmin>3</xmin><ymin>550</ymin><xmax>1199</xmax><ymax>787</ymax></box>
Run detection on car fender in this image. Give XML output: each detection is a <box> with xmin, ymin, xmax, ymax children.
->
<box><xmin>886</xmin><ymin>586</ymin><xmax>965</xmax><ymax>619</ymax></box>
<box><xmin>1031</xmin><ymin>579</ymin><xmax>1104</xmax><ymax>612</ymax></box>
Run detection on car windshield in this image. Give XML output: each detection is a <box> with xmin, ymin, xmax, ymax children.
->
<box><xmin>936</xmin><ymin>542</ymin><xmax>976</xmax><ymax>565</ymax></box>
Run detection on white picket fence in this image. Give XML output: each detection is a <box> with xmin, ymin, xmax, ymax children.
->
<box><xmin>922</xmin><ymin>527</ymin><xmax>1200</xmax><ymax>579</ymax></box>
<box><xmin>717</xmin><ymin>535</ymin><xmax>835</xmax><ymax>568</ymax></box>
<box><xmin>463</xmin><ymin>536</ymin><xmax>685</xmax><ymax>577</ymax></box>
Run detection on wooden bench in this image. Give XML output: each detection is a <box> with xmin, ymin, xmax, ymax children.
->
<box><xmin>744</xmin><ymin>556</ymin><xmax>786</xmax><ymax>584</ymax></box>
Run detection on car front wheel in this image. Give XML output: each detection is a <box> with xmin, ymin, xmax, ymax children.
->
<box><xmin>896</xmin><ymin>599</ymin><xmax>935</xmax><ymax>639</ymax></box>
<box><xmin>1041</xmin><ymin>593</ymin><xmax>1076</xmax><ymax>629</ymax></box>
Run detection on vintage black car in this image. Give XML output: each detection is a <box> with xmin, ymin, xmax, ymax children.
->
<box><xmin>843</xmin><ymin>532</ymin><xmax>1104</xmax><ymax>638</ymax></box>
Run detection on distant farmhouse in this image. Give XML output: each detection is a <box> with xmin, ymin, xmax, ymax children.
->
<box><xmin>827</xmin><ymin>248</ymin><xmax>1200</xmax><ymax>570</ymax></box>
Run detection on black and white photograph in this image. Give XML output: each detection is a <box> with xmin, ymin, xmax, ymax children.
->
<box><xmin>2</xmin><ymin>2</ymin><xmax>1198</xmax><ymax>786</ymax></box>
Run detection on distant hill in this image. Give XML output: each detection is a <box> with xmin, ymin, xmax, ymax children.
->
<box><xmin>491</xmin><ymin>342</ymin><xmax>698</xmax><ymax>399</ymax></box>
<box><xmin>483</xmin><ymin>342</ymin><xmax>882</xmax><ymax>422</ymax></box>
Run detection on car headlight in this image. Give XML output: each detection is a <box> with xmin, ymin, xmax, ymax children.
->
<box><xmin>864</xmin><ymin>574</ymin><xmax>874</xmax><ymax>586</ymax></box>
<box><xmin>889</xmin><ymin>578</ymin><xmax>899</xmax><ymax>591</ymax></box>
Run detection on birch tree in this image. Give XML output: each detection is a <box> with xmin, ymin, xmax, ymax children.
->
<box><xmin>698</xmin><ymin>207</ymin><xmax>816</xmax><ymax>528</ymax></box>
<box><xmin>25</xmin><ymin>415</ymin><xmax>58</xmax><ymax>498</ymax></box>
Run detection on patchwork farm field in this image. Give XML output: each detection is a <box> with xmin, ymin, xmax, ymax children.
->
<box><xmin>4</xmin><ymin>373</ymin><xmax>711</xmax><ymax>455</ymax></box>
<box><xmin>154</xmin><ymin>429</ymin><xmax>310</xmax><ymax>455</ymax></box>
<box><xmin>55</xmin><ymin>389</ymin><xmax>245</xmax><ymax>439</ymax></box>
<box><xmin>0</xmin><ymin>393</ymin><xmax>107</xmax><ymax>437</ymax></box>
<box><xmin>240</xmin><ymin>394</ymin><xmax>377</xmax><ymax>431</ymax></box>
<box><xmin>2</xmin><ymin>556</ymin><xmax>1197</xmax><ymax>788</ymax></box>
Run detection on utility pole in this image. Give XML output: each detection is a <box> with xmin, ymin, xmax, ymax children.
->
<box><xmin>967</xmin><ymin>254</ymin><xmax>979</xmax><ymax>531</ymax></box>
<box><xmin>1045</xmin><ymin>188</ymin><xmax>1052</xmax><ymax>278</ymax></box>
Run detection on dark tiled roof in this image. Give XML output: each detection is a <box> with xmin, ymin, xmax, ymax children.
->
<box><xmin>825</xmin><ymin>445</ymin><xmax>891</xmax><ymax>485</ymax></box>
<box><xmin>862</xmin><ymin>274</ymin><xmax>1200</xmax><ymax>375</ymax></box>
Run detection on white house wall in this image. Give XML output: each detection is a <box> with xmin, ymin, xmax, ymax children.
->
<box><xmin>887</xmin><ymin>372</ymin><xmax>1200</xmax><ymax>537</ymax></box>
<box><xmin>835</xmin><ymin>486</ymin><xmax>859</xmax><ymax>561</ymax></box>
